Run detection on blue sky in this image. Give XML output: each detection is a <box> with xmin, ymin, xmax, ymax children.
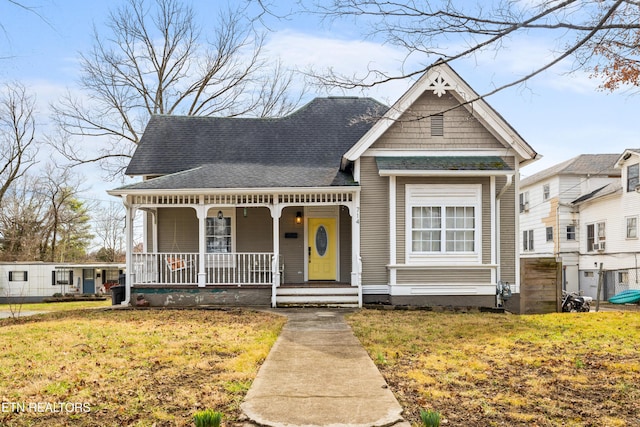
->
<box><xmin>1</xmin><ymin>0</ymin><xmax>639</xmax><ymax>204</ymax></box>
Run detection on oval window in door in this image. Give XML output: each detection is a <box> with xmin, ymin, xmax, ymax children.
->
<box><xmin>315</xmin><ymin>225</ymin><xmax>328</xmax><ymax>257</ymax></box>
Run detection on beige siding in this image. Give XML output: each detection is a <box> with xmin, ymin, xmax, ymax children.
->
<box><xmin>340</xmin><ymin>206</ymin><xmax>352</xmax><ymax>282</ymax></box>
<box><xmin>360</xmin><ymin>157</ymin><xmax>390</xmax><ymax>285</ymax></box>
<box><xmin>145</xmin><ymin>211</ymin><xmax>154</xmax><ymax>249</ymax></box>
<box><xmin>397</xmin><ymin>268</ymin><xmax>492</xmax><ymax>283</ymax></box>
<box><xmin>396</xmin><ymin>177</ymin><xmax>491</xmax><ymax>264</ymax></box>
<box><xmin>499</xmin><ymin>178</ymin><xmax>517</xmax><ymax>283</ymax></box>
<box><xmin>371</xmin><ymin>92</ymin><xmax>505</xmax><ymax>150</ymax></box>
<box><xmin>279</xmin><ymin>207</ymin><xmax>305</xmax><ymax>283</ymax></box>
<box><xmin>157</xmin><ymin>208</ymin><xmax>198</xmax><ymax>252</ymax></box>
<box><xmin>236</xmin><ymin>207</ymin><xmax>272</xmax><ymax>252</ymax></box>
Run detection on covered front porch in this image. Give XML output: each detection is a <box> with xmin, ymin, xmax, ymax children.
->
<box><xmin>118</xmin><ymin>189</ymin><xmax>362</xmax><ymax>307</ymax></box>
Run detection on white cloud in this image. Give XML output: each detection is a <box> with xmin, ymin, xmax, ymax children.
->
<box><xmin>264</xmin><ymin>30</ymin><xmax>415</xmax><ymax>102</ymax></box>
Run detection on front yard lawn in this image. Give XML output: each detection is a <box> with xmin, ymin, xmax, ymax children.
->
<box><xmin>0</xmin><ymin>309</ymin><xmax>285</xmax><ymax>426</ymax></box>
<box><xmin>348</xmin><ymin>310</ymin><xmax>640</xmax><ymax>427</ymax></box>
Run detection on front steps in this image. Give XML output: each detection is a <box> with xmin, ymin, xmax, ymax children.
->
<box><xmin>275</xmin><ymin>284</ymin><xmax>360</xmax><ymax>307</ymax></box>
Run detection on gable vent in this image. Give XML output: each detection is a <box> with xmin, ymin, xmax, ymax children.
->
<box><xmin>431</xmin><ymin>114</ymin><xmax>444</xmax><ymax>136</ymax></box>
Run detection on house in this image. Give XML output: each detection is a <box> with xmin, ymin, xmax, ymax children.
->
<box><xmin>519</xmin><ymin>154</ymin><xmax>621</xmax><ymax>294</ymax></box>
<box><xmin>519</xmin><ymin>150</ymin><xmax>640</xmax><ymax>300</ymax></box>
<box><xmin>109</xmin><ymin>62</ymin><xmax>538</xmax><ymax>310</ymax></box>
<box><xmin>0</xmin><ymin>262</ymin><xmax>125</xmax><ymax>303</ymax></box>
<box><xmin>571</xmin><ymin>149</ymin><xmax>640</xmax><ymax>299</ymax></box>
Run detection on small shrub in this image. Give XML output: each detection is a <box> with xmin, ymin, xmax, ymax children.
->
<box><xmin>420</xmin><ymin>409</ymin><xmax>441</xmax><ymax>427</ymax></box>
<box><xmin>53</xmin><ymin>293</ymin><xmax>63</xmax><ymax>298</ymax></box>
<box><xmin>193</xmin><ymin>409</ymin><xmax>222</xmax><ymax>427</ymax></box>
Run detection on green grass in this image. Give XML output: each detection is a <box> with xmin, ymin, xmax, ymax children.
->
<box><xmin>348</xmin><ymin>310</ymin><xmax>640</xmax><ymax>427</ymax></box>
<box><xmin>0</xmin><ymin>308</ymin><xmax>285</xmax><ymax>426</ymax></box>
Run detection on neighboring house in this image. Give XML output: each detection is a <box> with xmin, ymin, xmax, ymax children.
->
<box><xmin>0</xmin><ymin>262</ymin><xmax>125</xmax><ymax>303</ymax></box>
<box><xmin>519</xmin><ymin>151</ymin><xmax>640</xmax><ymax>299</ymax></box>
<box><xmin>572</xmin><ymin>149</ymin><xmax>640</xmax><ymax>299</ymax></box>
<box><xmin>519</xmin><ymin>154</ymin><xmax>621</xmax><ymax>294</ymax></box>
<box><xmin>109</xmin><ymin>62</ymin><xmax>538</xmax><ymax>310</ymax></box>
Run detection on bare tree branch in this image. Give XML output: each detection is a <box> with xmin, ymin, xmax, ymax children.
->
<box><xmin>0</xmin><ymin>82</ymin><xmax>38</xmax><ymax>207</ymax></box>
<box><xmin>302</xmin><ymin>0</ymin><xmax>640</xmax><ymax>95</ymax></box>
<box><xmin>51</xmin><ymin>0</ymin><xmax>307</xmax><ymax>176</ymax></box>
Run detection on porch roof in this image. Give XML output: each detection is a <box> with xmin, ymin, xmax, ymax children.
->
<box><xmin>376</xmin><ymin>156</ymin><xmax>513</xmax><ymax>175</ymax></box>
<box><xmin>113</xmin><ymin>163</ymin><xmax>357</xmax><ymax>191</ymax></box>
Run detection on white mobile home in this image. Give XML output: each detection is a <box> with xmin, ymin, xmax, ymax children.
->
<box><xmin>0</xmin><ymin>262</ymin><xmax>125</xmax><ymax>303</ymax></box>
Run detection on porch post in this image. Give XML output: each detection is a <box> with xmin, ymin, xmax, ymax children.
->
<box><xmin>195</xmin><ymin>204</ymin><xmax>207</xmax><ymax>287</ymax></box>
<box><xmin>349</xmin><ymin>192</ymin><xmax>362</xmax><ymax>307</ymax></box>
<box><xmin>269</xmin><ymin>199</ymin><xmax>282</xmax><ymax>308</ymax></box>
<box><xmin>122</xmin><ymin>196</ymin><xmax>133</xmax><ymax>306</ymax></box>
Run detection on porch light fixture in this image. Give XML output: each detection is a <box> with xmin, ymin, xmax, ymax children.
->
<box><xmin>217</xmin><ymin>210</ymin><xmax>224</xmax><ymax>219</ymax></box>
<box><xmin>295</xmin><ymin>211</ymin><xmax>303</xmax><ymax>225</ymax></box>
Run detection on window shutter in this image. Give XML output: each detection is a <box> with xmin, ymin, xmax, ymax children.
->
<box><xmin>24</xmin><ymin>272</ymin><xmax>27</xmax><ymax>281</ymax></box>
<box><xmin>8</xmin><ymin>272</ymin><xmax>13</xmax><ymax>281</ymax></box>
<box><xmin>52</xmin><ymin>271</ymin><xmax>56</xmax><ymax>285</ymax></box>
<box><xmin>69</xmin><ymin>271</ymin><xmax>74</xmax><ymax>286</ymax></box>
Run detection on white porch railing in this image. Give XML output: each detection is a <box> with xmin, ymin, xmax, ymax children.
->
<box><xmin>131</xmin><ymin>253</ymin><xmax>281</xmax><ymax>286</ymax></box>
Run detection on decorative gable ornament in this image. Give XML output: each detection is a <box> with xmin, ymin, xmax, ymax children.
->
<box><xmin>427</xmin><ymin>73</ymin><xmax>452</xmax><ymax>97</ymax></box>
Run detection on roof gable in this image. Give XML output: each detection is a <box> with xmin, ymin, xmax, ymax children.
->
<box><xmin>614</xmin><ymin>148</ymin><xmax>640</xmax><ymax>169</ymax></box>
<box><xmin>343</xmin><ymin>61</ymin><xmax>538</xmax><ymax>165</ymax></box>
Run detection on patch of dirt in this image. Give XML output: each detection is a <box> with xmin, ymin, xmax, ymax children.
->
<box><xmin>380</xmin><ymin>351</ymin><xmax>640</xmax><ymax>427</ymax></box>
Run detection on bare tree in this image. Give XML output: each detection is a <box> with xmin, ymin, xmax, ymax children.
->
<box><xmin>300</xmin><ymin>0</ymin><xmax>640</xmax><ymax>96</ymax></box>
<box><xmin>51</xmin><ymin>0</ymin><xmax>306</xmax><ymax>176</ymax></box>
<box><xmin>0</xmin><ymin>82</ymin><xmax>38</xmax><ymax>207</ymax></box>
<box><xmin>92</xmin><ymin>201</ymin><xmax>125</xmax><ymax>262</ymax></box>
<box><xmin>39</xmin><ymin>165</ymin><xmax>93</xmax><ymax>262</ymax></box>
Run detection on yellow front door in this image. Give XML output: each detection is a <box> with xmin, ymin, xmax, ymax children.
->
<box><xmin>308</xmin><ymin>218</ymin><xmax>337</xmax><ymax>280</ymax></box>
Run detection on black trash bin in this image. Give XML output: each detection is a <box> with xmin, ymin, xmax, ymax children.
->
<box><xmin>111</xmin><ymin>285</ymin><xmax>125</xmax><ymax>305</ymax></box>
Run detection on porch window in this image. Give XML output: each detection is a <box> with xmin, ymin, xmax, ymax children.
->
<box><xmin>406</xmin><ymin>184</ymin><xmax>481</xmax><ymax>264</ymax></box>
<box><xmin>206</xmin><ymin>212</ymin><xmax>232</xmax><ymax>253</ymax></box>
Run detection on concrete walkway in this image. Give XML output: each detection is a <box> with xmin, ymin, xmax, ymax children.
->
<box><xmin>241</xmin><ymin>309</ymin><xmax>409</xmax><ymax>427</ymax></box>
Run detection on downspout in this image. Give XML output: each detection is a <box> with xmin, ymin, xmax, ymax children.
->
<box><xmin>495</xmin><ymin>174</ymin><xmax>513</xmax><ymax>306</ymax></box>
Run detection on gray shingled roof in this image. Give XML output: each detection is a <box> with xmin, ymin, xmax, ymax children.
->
<box><xmin>376</xmin><ymin>156</ymin><xmax>512</xmax><ymax>172</ymax></box>
<box><xmin>116</xmin><ymin>163</ymin><xmax>356</xmax><ymax>190</ymax></box>
<box><xmin>572</xmin><ymin>182</ymin><xmax>622</xmax><ymax>205</ymax></box>
<box><xmin>521</xmin><ymin>154</ymin><xmax>621</xmax><ymax>187</ymax></box>
<box><xmin>125</xmin><ymin>97</ymin><xmax>387</xmax><ymax>190</ymax></box>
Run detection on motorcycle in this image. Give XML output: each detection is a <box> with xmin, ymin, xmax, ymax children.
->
<box><xmin>561</xmin><ymin>291</ymin><xmax>592</xmax><ymax>312</ymax></box>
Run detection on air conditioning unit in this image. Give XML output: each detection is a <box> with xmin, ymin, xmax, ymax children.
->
<box><xmin>523</xmin><ymin>202</ymin><xmax>530</xmax><ymax>212</ymax></box>
<box><xmin>594</xmin><ymin>242</ymin><xmax>606</xmax><ymax>252</ymax></box>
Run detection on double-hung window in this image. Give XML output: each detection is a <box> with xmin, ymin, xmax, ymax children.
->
<box><xmin>523</xmin><ymin>230</ymin><xmax>534</xmax><ymax>251</ymax></box>
<box><xmin>205</xmin><ymin>209</ymin><xmax>235</xmax><ymax>268</ymax></box>
<box><xmin>587</xmin><ymin>221</ymin><xmax>606</xmax><ymax>251</ymax></box>
<box><xmin>626</xmin><ymin>216</ymin><xmax>638</xmax><ymax>239</ymax></box>
<box><xmin>627</xmin><ymin>164</ymin><xmax>639</xmax><ymax>192</ymax></box>
<box><xmin>406</xmin><ymin>184</ymin><xmax>481</xmax><ymax>265</ymax></box>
